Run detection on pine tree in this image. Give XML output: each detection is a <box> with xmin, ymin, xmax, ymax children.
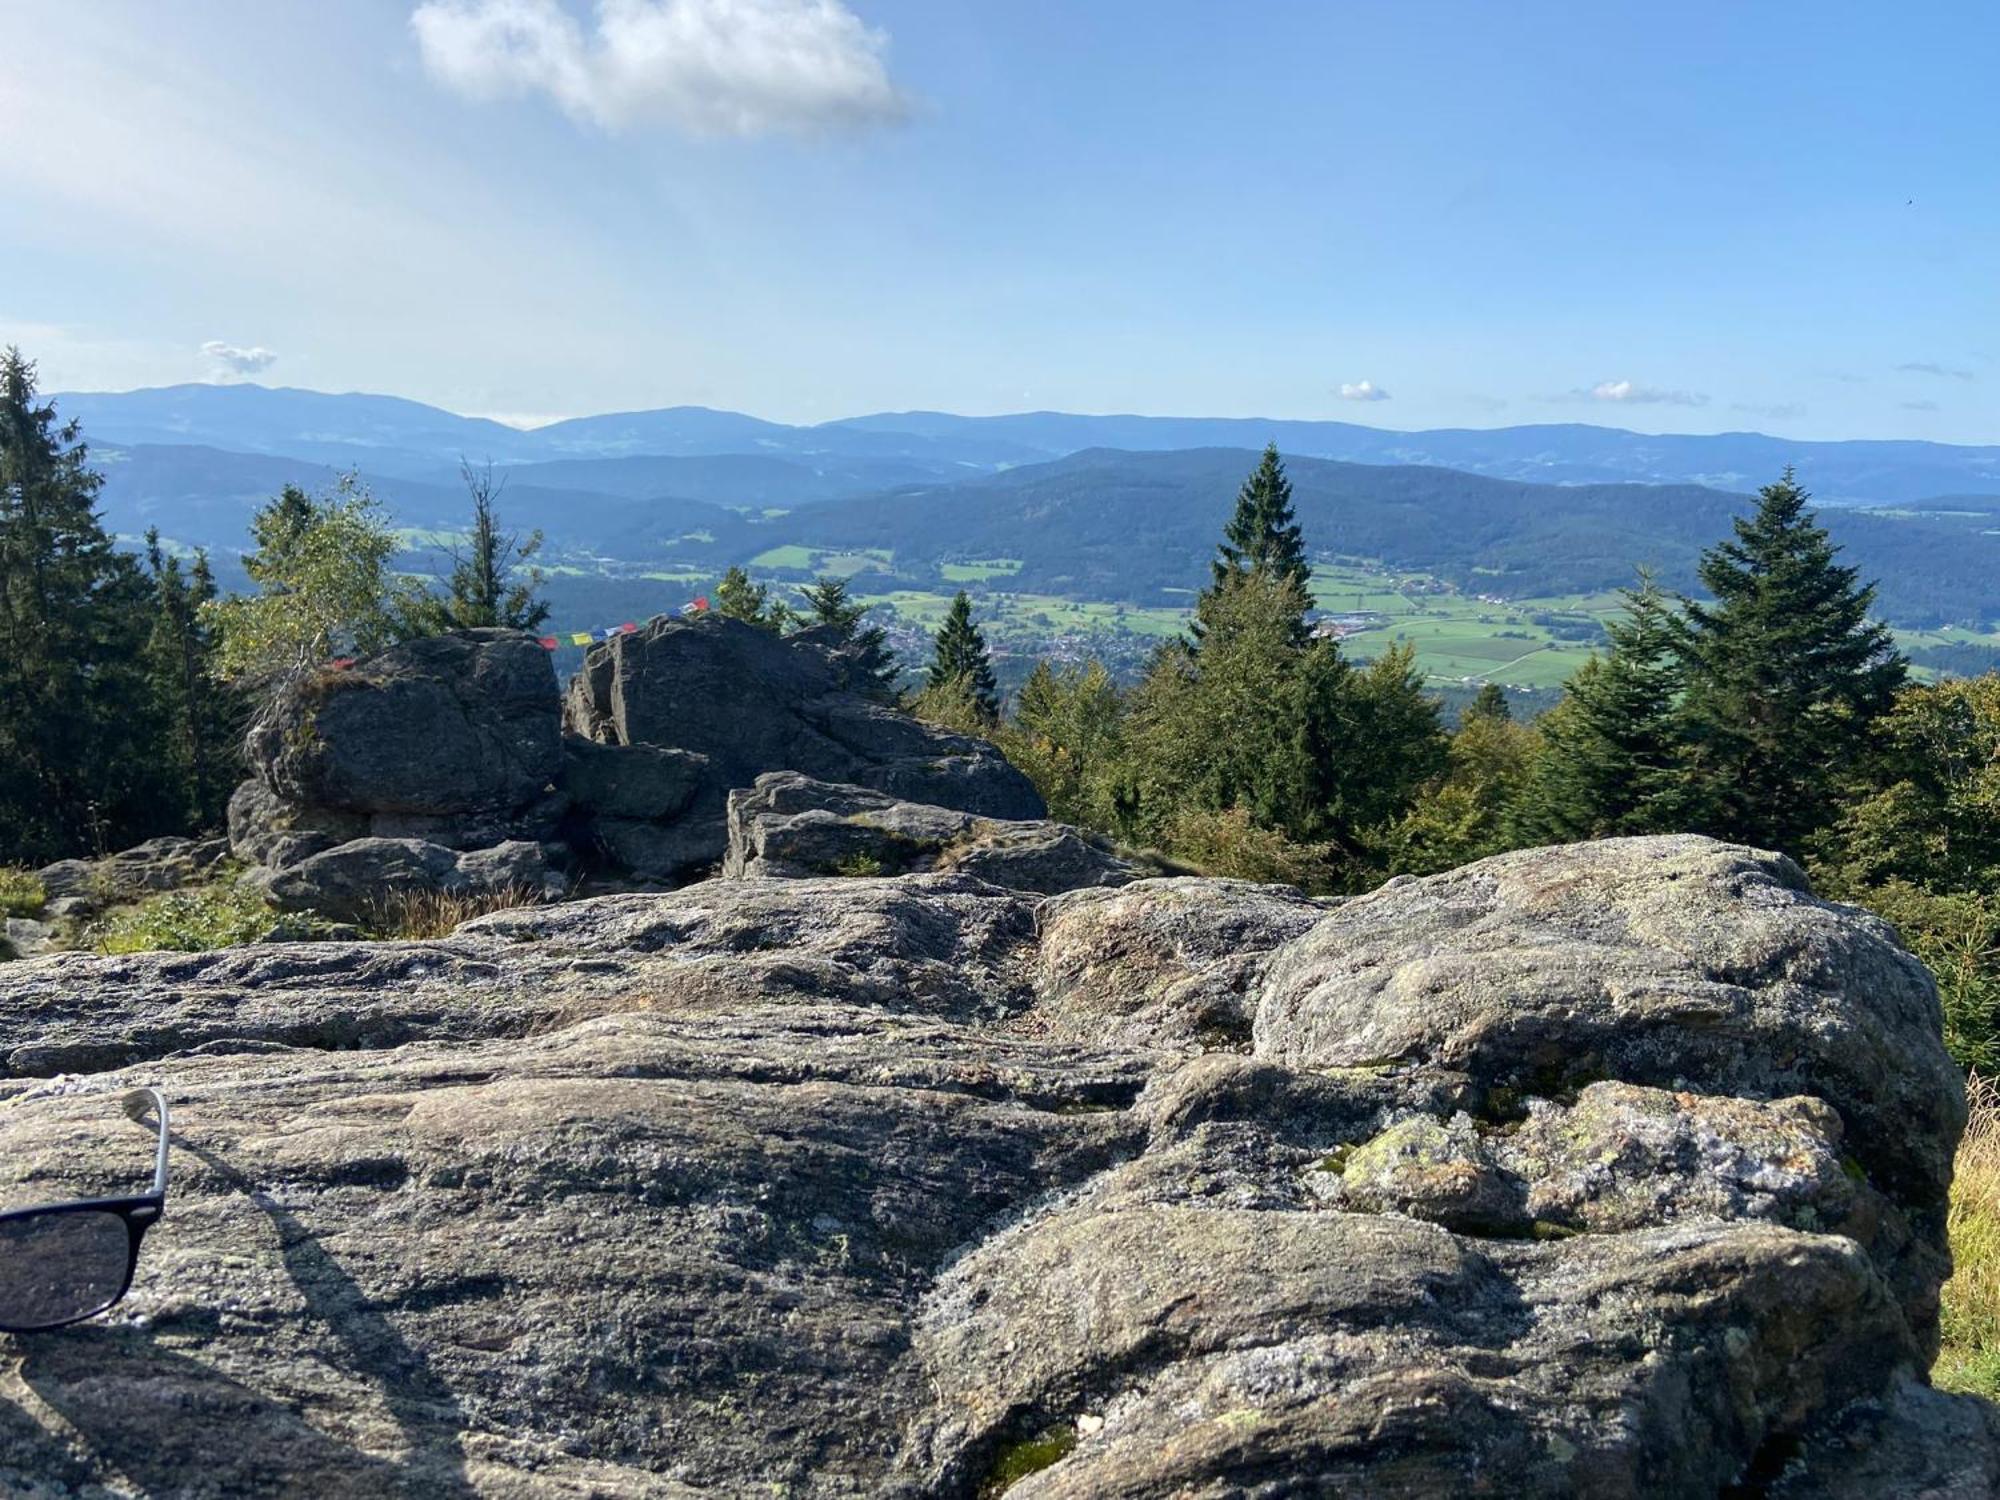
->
<box><xmin>1464</xmin><ymin>683</ymin><xmax>1511</xmax><ymax>723</ymax></box>
<box><xmin>403</xmin><ymin>462</ymin><xmax>549</xmax><ymax>633</ymax></box>
<box><xmin>794</xmin><ymin>575</ymin><xmax>896</xmax><ymax>699</ymax></box>
<box><xmin>1512</xmin><ymin>575</ymin><xmax>1686</xmax><ymax>843</ymax></box>
<box><xmin>141</xmin><ymin>531</ymin><xmax>240</xmax><ymax>832</ymax></box>
<box><xmin>928</xmin><ymin>590</ymin><xmax>999</xmax><ymax>719</ymax></box>
<box><xmin>0</xmin><ymin>347</ymin><xmax>160</xmax><ymax>862</ymax></box>
<box><xmin>1196</xmin><ymin>445</ymin><xmax>1313</xmax><ymax>643</ymax></box>
<box><xmin>715</xmin><ymin>566</ymin><xmax>782</xmax><ymax>629</ymax></box>
<box><xmin>1673</xmin><ymin>469</ymin><xmax>1906</xmax><ymax>854</ymax></box>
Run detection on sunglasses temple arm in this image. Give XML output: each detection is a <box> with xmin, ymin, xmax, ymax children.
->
<box><xmin>123</xmin><ymin>1089</ymin><xmax>170</xmax><ymax>1200</ymax></box>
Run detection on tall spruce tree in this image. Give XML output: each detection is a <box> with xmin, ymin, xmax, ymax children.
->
<box><xmin>927</xmin><ymin>590</ymin><xmax>999</xmax><ymax>719</ymax></box>
<box><xmin>0</xmin><ymin>348</ymin><xmax>159</xmax><ymax>862</ymax></box>
<box><xmin>402</xmin><ymin>462</ymin><xmax>549</xmax><ymax>633</ymax></box>
<box><xmin>1672</xmin><ymin>469</ymin><xmax>1905</xmax><ymax>855</ymax></box>
<box><xmin>794</xmin><ymin>575</ymin><xmax>897</xmax><ymax>699</ymax></box>
<box><xmin>1197</xmin><ymin>445</ymin><xmax>1312</xmax><ymax>643</ymax></box>
<box><xmin>1512</xmin><ymin>575</ymin><xmax>1686</xmax><ymax>843</ymax></box>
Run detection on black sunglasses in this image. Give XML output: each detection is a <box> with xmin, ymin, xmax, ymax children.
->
<box><xmin>0</xmin><ymin>1089</ymin><xmax>169</xmax><ymax>1333</ymax></box>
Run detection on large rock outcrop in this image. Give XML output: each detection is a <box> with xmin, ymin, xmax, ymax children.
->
<box><xmin>563</xmin><ymin>614</ymin><xmax>1045</xmax><ymax>879</ymax></box>
<box><xmin>0</xmin><ymin>835</ymin><xmax>1992</xmax><ymax>1496</ymax></box>
<box><xmin>235</xmin><ymin>630</ymin><xmax>567</xmax><ymax>867</ymax></box>
<box><xmin>228</xmin><ymin>619</ymin><xmax>1048</xmax><ymax>899</ymax></box>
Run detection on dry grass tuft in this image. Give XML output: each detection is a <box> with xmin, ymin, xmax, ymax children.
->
<box><xmin>367</xmin><ymin>885</ymin><xmax>547</xmax><ymax>941</ymax></box>
<box><xmin>1939</xmin><ymin>1072</ymin><xmax>2000</xmax><ymax>1398</ymax></box>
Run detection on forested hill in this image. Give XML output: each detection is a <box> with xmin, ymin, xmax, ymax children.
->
<box><xmin>775</xmin><ymin>448</ymin><xmax>2000</xmax><ymax>625</ymax></box>
<box><xmin>91</xmin><ymin>441</ymin><xmax>2000</xmax><ymax>630</ymax></box>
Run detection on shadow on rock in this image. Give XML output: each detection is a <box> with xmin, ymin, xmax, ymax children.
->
<box><xmin>13</xmin><ymin>1136</ymin><xmax>477</xmax><ymax>1498</ymax></box>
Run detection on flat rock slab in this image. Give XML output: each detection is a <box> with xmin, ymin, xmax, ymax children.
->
<box><xmin>0</xmin><ymin>836</ymin><xmax>1989</xmax><ymax>1496</ymax></box>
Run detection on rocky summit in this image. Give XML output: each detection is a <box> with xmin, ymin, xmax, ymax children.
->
<box><xmin>0</xmin><ymin>833</ymin><xmax>1995</xmax><ymax>1496</ymax></box>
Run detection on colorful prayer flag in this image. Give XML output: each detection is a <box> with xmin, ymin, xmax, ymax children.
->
<box><xmin>569</xmin><ymin>632</ymin><xmax>592</xmax><ymax>646</ymax></box>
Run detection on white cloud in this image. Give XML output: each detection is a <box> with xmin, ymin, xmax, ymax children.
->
<box><xmin>1586</xmin><ymin>378</ymin><xmax>1708</xmax><ymax>408</ymax></box>
<box><xmin>410</xmin><ymin>0</ymin><xmax>908</xmax><ymax>137</ymax></box>
<box><xmin>1338</xmin><ymin>379</ymin><xmax>1389</xmax><ymax>402</ymax></box>
<box><xmin>201</xmin><ymin>340</ymin><xmax>278</xmax><ymax>378</ymax></box>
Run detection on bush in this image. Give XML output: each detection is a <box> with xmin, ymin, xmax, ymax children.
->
<box><xmin>1162</xmin><ymin>805</ymin><xmax>1347</xmax><ymax>893</ymax></box>
<box><xmin>0</xmin><ymin>868</ymin><xmax>45</xmax><ymax>919</ymax></box>
<box><xmin>1856</xmin><ymin>881</ymin><xmax>2000</xmax><ymax>1072</ymax></box>
<box><xmin>96</xmin><ymin>880</ymin><xmax>314</xmax><ymax>954</ymax></box>
<box><xmin>1940</xmin><ymin>1074</ymin><xmax>2000</xmax><ymax>1399</ymax></box>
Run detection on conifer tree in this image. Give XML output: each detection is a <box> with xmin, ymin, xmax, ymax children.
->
<box><xmin>403</xmin><ymin>462</ymin><xmax>549</xmax><ymax>633</ymax></box>
<box><xmin>0</xmin><ymin>347</ymin><xmax>158</xmax><ymax>862</ymax></box>
<box><xmin>715</xmin><ymin>565</ymin><xmax>784</xmax><ymax>629</ymax></box>
<box><xmin>927</xmin><ymin>589</ymin><xmax>999</xmax><ymax>719</ymax></box>
<box><xmin>1197</xmin><ymin>445</ymin><xmax>1313</xmax><ymax>643</ymax></box>
<box><xmin>1672</xmin><ymin>469</ymin><xmax>1905</xmax><ymax>854</ymax></box>
<box><xmin>1464</xmin><ymin>683</ymin><xmax>1511</xmax><ymax>723</ymax></box>
<box><xmin>1008</xmin><ymin>659</ymin><xmax>1125</xmax><ymax>826</ymax></box>
<box><xmin>1512</xmin><ymin>575</ymin><xmax>1685</xmax><ymax>843</ymax></box>
<box><xmin>794</xmin><ymin>575</ymin><xmax>896</xmax><ymax>699</ymax></box>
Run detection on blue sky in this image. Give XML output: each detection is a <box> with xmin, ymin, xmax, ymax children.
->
<box><xmin>1</xmin><ymin>1</ymin><xmax>1994</xmax><ymax>439</ymax></box>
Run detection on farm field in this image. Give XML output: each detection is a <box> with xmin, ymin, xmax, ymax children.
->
<box><xmin>538</xmin><ymin>541</ymin><xmax>2000</xmax><ymax>698</ymax></box>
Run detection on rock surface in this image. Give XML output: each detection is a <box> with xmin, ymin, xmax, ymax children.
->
<box><xmin>246</xmin><ymin>837</ymin><xmax>568</xmax><ymax>927</ymax></box>
<box><xmin>726</xmin><ymin>772</ymin><xmax>1141</xmax><ymax>894</ymax></box>
<box><xmin>228</xmin><ymin>619</ymin><xmax>1045</xmax><ymax>897</ymax></box>
<box><xmin>563</xmin><ymin>614</ymin><xmax>1044</xmax><ymax>879</ymax></box>
<box><xmin>34</xmin><ymin>836</ymin><xmax>232</xmax><ymax>915</ymax></box>
<box><xmin>0</xmin><ymin>834</ymin><xmax>1988</xmax><ymax>1496</ymax></box>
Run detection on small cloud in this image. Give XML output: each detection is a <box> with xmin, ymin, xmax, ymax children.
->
<box><xmin>1895</xmin><ymin>360</ymin><xmax>1975</xmax><ymax>381</ymax></box>
<box><xmin>1730</xmin><ymin>401</ymin><xmax>1804</xmax><ymax>420</ymax></box>
<box><xmin>1338</xmin><ymin>379</ymin><xmax>1390</xmax><ymax>402</ymax></box>
<box><xmin>1901</xmin><ymin>399</ymin><xmax>1941</xmax><ymax>412</ymax></box>
<box><xmin>410</xmin><ymin>0</ymin><xmax>909</xmax><ymax>138</ymax></box>
<box><xmin>1820</xmin><ymin>371</ymin><xmax>1868</xmax><ymax>385</ymax></box>
<box><xmin>1583</xmin><ymin>379</ymin><xmax>1708</xmax><ymax>407</ymax></box>
<box><xmin>201</xmin><ymin>340</ymin><xmax>277</xmax><ymax>378</ymax></box>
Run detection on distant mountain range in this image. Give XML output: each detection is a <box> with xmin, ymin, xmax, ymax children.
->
<box><xmin>49</xmin><ymin>381</ymin><xmax>2000</xmax><ymax>634</ymax></box>
<box><xmin>57</xmin><ymin>381</ymin><xmax>2000</xmax><ymax>503</ymax></box>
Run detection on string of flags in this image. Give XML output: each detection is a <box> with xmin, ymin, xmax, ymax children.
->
<box><xmin>534</xmin><ymin>596</ymin><xmax>708</xmax><ymax>651</ymax></box>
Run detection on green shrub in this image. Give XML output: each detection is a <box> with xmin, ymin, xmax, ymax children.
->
<box><xmin>95</xmin><ymin>881</ymin><xmax>309</xmax><ymax>954</ymax></box>
<box><xmin>1162</xmin><ymin>805</ymin><xmax>1347</xmax><ymax>893</ymax></box>
<box><xmin>0</xmin><ymin>868</ymin><xmax>45</xmax><ymax>919</ymax></box>
<box><xmin>1854</xmin><ymin>881</ymin><xmax>2000</xmax><ymax>1072</ymax></box>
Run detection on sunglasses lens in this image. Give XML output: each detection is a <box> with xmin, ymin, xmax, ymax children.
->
<box><xmin>0</xmin><ymin>1211</ymin><xmax>133</xmax><ymax>1330</ymax></box>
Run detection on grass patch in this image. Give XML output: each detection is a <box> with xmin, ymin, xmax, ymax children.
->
<box><xmin>942</xmin><ymin>557</ymin><xmax>1024</xmax><ymax>582</ymax></box>
<box><xmin>748</xmin><ymin>544</ymin><xmax>818</xmax><ymax>569</ymax></box>
<box><xmin>364</xmin><ymin>885</ymin><xmax>548</xmax><ymax>940</ymax></box>
<box><xmin>0</xmin><ymin>868</ymin><xmax>45</xmax><ymax>919</ymax></box>
<box><xmin>95</xmin><ymin>881</ymin><xmax>323</xmax><ymax>954</ymax></box>
<box><xmin>1940</xmin><ymin>1073</ymin><xmax>2000</xmax><ymax>1398</ymax></box>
